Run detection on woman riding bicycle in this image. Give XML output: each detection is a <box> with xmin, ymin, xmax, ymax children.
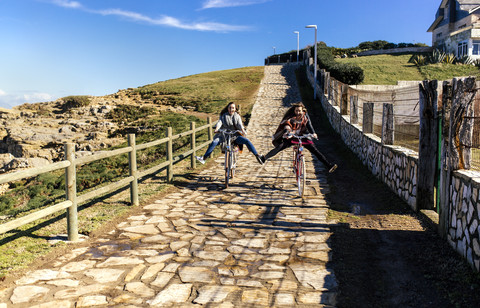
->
<box><xmin>259</xmin><ymin>102</ymin><xmax>337</xmax><ymax>173</ymax></box>
<box><xmin>196</xmin><ymin>102</ymin><xmax>264</xmax><ymax>165</ymax></box>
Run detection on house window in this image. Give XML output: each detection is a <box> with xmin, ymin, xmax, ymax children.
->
<box><xmin>458</xmin><ymin>41</ymin><xmax>468</xmax><ymax>57</ymax></box>
<box><xmin>473</xmin><ymin>41</ymin><xmax>480</xmax><ymax>55</ymax></box>
<box><xmin>437</xmin><ymin>32</ymin><xmax>442</xmax><ymax>38</ymax></box>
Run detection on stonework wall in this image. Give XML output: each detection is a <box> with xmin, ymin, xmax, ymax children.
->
<box><xmin>306</xmin><ymin>66</ymin><xmax>418</xmax><ymax>209</ymax></box>
<box><xmin>356</xmin><ymin>47</ymin><xmax>432</xmax><ymax>57</ymax></box>
<box><xmin>447</xmin><ymin>170</ymin><xmax>480</xmax><ymax>271</ymax></box>
<box><xmin>299</xmin><ymin>56</ymin><xmax>480</xmax><ymax>271</ymax></box>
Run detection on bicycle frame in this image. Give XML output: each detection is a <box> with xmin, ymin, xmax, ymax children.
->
<box><xmin>290</xmin><ymin>134</ymin><xmax>314</xmax><ymax>197</ymax></box>
<box><xmin>219</xmin><ymin>129</ymin><xmax>241</xmax><ymax>188</ymax></box>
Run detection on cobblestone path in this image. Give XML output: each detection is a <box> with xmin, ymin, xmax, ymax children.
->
<box><xmin>0</xmin><ymin>64</ymin><xmax>337</xmax><ymax>307</ymax></box>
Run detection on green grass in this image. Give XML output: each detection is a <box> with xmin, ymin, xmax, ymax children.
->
<box><xmin>337</xmin><ymin>54</ymin><xmax>480</xmax><ymax>84</ymax></box>
<box><xmin>0</xmin><ymin>66</ymin><xmax>264</xmax><ymax>279</ymax></box>
<box><xmin>419</xmin><ymin>63</ymin><xmax>480</xmax><ymax>81</ymax></box>
<box><xmin>133</xmin><ymin>66</ymin><xmax>264</xmax><ymax>116</ymax></box>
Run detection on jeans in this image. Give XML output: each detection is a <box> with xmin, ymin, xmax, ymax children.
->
<box><xmin>264</xmin><ymin>138</ymin><xmax>333</xmax><ymax>169</ymax></box>
<box><xmin>203</xmin><ymin>135</ymin><xmax>258</xmax><ymax>159</ymax></box>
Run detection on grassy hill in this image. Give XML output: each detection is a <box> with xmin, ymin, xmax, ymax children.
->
<box><xmin>0</xmin><ymin>66</ymin><xmax>264</xmax><ymax>278</ymax></box>
<box><xmin>336</xmin><ymin>54</ymin><xmax>480</xmax><ymax>84</ymax></box>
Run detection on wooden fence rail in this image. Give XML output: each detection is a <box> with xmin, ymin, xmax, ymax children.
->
<box><xmin>0</xmin><ymin>118</ymin><xmax>216</xmax><ymax>240</ymax></box>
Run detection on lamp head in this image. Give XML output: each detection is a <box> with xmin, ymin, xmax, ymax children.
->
<box><xmin>305</xmin><ymin>25</ymin><xmax>317</xmax><ymax>29</ymax></box>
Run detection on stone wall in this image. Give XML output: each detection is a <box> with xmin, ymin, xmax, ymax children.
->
<box><xmin>304</xmin><ymin>60</ymin><xmax>480</xmax><ymax>271</ymax></box>
<box><xmin>447</xmin><ymin>170</ymin><xmax>480</xmax><ymax>271</ymax></box>
<box><xmin>306</xmin><ymin>66</ymin><xmax>418</xmax><ymax>209</ymax></box>
<box><xmin>356</xmin><ymin>47</ymin><xmax>433</xmax><ymax>57</ymax></box>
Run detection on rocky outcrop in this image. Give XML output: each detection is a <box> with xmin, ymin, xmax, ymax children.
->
<box><xmin>0</xmin><ymin>96</ymin><xmax>124</xmax><ymax>173</ymax></box>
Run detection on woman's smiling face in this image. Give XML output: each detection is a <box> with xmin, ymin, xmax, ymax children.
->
<box><xmin>228</xmin><ymin>104</ymin><xmax>236</xmax><ymax>115</ymax></box>
<box><xmin>294</xmin><ymin>106</ymin><xmax>304</xmax><ymax>118</ymax></box>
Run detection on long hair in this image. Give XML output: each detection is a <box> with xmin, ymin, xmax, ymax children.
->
<box><xmin>281</xmin><ymin>102</ymin><xmax>306</xmax><ymax>121</ymax></box>
<box><xmin>220</xmin><ymin>102</ymin><xmax>238</xmax><ymax>116</ymax></box>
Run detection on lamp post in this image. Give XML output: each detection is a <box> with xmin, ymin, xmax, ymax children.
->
<box><xmin>293</xmin><ymin>31</ymin><xmax>299</xmax><ymax>62</ymax></box>
<box><xmin>273</xmin><ymin>46</ymin><xmax>276</xmax><ymax>55</ymax></box>
<box><xmin>306</xmin><ymin>25</ymin><xmax>317</xmax><ymax>99</ymax></box>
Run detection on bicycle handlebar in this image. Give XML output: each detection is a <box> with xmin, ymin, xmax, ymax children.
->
<box><xmin>217</xmin><ymin>129</ymin><xmax>242</xmax><ymax>135</ymax></box>
<box><xmin>288</xmin><ymin>133</ymin><xmax>316</xmax><ymax>140</ymax></box>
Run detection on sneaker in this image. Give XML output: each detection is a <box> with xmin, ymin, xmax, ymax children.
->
<box><xmin>328</xmin><ymin>164</ymin><xmax>337</xmax><ymax>173</ymax></box>
<box><xmin>195</xmin><ymin>156</ymin><xmax>205</xmax><ymax>165</ymax></box>
<box><xmin>256</xmin><ymin>154</ymin><xmax>265</xmax><ymax>165</ymax></box>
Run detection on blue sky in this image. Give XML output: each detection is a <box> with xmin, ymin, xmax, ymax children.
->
<box><xmin>0</xmin><ymin>0</ymin><xmax>440</xmax><ymax>109</ymax></box>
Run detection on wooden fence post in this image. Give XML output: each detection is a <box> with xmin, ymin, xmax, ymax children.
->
<box><xmin>350</xmin><ymin>95</ymin><xmax>358</xmax><ymax>124</ymax></box>
<box><xmin>319</xmin><ymin>69</ymin><xmax>324</xmax><ymax>94</ymax></box>
<box><xmin>191</xmin><ymin>122</ymin><xmax>196</xmax><ymax>169</ymax></box>
<box><xmin>333</xmin><ymin>80</ymin><xmax>339</xmax><ymax>106</ymax></box>
<box><xmin>381</xmin><ymin>103</ymin><xmax>394</xmax><ymax>145</ymax></box>
<box><xmin>166</xmin><ymin>127</ymin><xmax>173</xmax><ymax>182</ymax></box>
<box><xmin>207</xmin><ymin>117</ymin><xmax>213</xmax><ymax>141</ymax></box>
<box><xmin>128</xmin><ymin>134</ymin><xmax>139</xmax><ymax>206</ymax></box>
<box><xmin>341</xmin><ymin>84</ymin><xmax>349</xmax><ymax>115</ymax></box>
<box><xmin>439</xmin><ymin>80</ymin><xmax>453</xmax><ymax>238</ymax></box>
<box><xmin>65</xmin><ymin>143</ymin><xmax>78</xmax><ymax>242</ymax></box>
<box><xmin>449</xmin><ymin>77</ymin><xmax>476</xmax><ymax>170</ymax></box>
<box><xmin>417</xmin><ymin>80</ymin><xmax>440</xmax><ymax>211</ymax></box>
<box><xmin>324</xmin><ymin>71</ymin><xmax>330</xmax><ymax>95</ymax></box>
<box><xmin>363</xmin><ymin>102</ymin><xmax>374</xmax><ymax>134</ymax></box>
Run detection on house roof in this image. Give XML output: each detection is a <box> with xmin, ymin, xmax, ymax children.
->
<box><xmin>428</xmin><ymin>0</ymin><xmax>480</xmax><ymax>32</ymax></box>
<box><xmin>459</xmin><ymin>0</ymin><xmax>480</xmax><ymax>13</ymax></box>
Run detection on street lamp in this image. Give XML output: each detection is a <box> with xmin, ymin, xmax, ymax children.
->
<box><xmin>293</xmin><ymin>31</ymin><xmax>299</xmax><ymax>62</ymax></box>
<box><xmin>273</xmin><ymin>46</ymin><xmax>276</xmax><ymax>55</ymax></box>
<box><xmin>306</xmin><ymin>25</ymin><xmax>317</xmax><ymax>99</ymax></box>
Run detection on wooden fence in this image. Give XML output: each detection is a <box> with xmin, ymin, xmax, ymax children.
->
<box><xmin>0</xmin><ymin>118</ymin><xmax>216</xmax><ymax>241</ymax></box>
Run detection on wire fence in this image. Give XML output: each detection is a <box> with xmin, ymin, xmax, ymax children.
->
<box><xmin>468</xmin><ymin>90</ymin><xmax>480</xmax><ymax>171</ymax></box>
<box><xmin>320</xmin><ymin>71</ymin><xmax>480</xmax><ymax>169</ymax></box>
<box><xmin>347</xmin><ymin>85</ymin><xmax>420</xmax><ymax>151</ymax></box>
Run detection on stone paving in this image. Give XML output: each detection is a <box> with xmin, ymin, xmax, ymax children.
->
<box><xmin>0</xmin><ymin>63</ymin><xmax>337</xmax><ymax>307</ymax></box>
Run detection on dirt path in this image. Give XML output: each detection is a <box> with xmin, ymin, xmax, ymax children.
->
<box><xmin>297</xmin><ymin>66</ymin><xmax>480</xmax><ymax>308</ymax></box>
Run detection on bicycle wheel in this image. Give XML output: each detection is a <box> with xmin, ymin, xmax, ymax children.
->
<box><xmin>230</xmin><ymin>150</ymin><xmax>236</xmax><ymax>179</ymax></box>
<box><xmin>296</xmin><ymin>155</ymin><xmax>306</xmax><ymax>197</ymax></box>
<box><xmin>225</xmin><ymin>151</ymin><xmax>230</xmax><ymax>188</ymax></box>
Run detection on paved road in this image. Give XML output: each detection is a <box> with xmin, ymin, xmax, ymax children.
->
<box><xmin>0</xmin><ymin>64</ymin><xmax>338</xmax><ymax>307</ymax></box>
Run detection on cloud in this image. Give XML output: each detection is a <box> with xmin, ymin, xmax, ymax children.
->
<box><xmin>97</xmin><ymin>9</ymin><xmax>250</xmax><ymax>32</ymax></box>
<box><xmin>47</xmin><ymin>0</ymin><xmax>250</xmax><ymax>32</ymax></box>
<box><xmin>23</xmin><ymin>93</ymin><xmax>53</xmax><ymax>102</ymax></box>
<box><xmin>201</xmin><ymin>0</ymin><xmax>271</xmax><ymax>9</ymax></box>
<box><xmin>50</xmin><ymin>0</ymin><xmax>82</xmax><ymax>9</ymax></box>
<box><xmin>0</xmin><ymin>91</ymin><xmax>54</xmax><ymax>109</ymax></box>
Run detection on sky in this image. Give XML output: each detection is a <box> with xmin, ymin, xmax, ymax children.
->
<box><xmin>0</xmin><ymin>0</ymin><xmax>440</xmax><ymax>109</ymax></box>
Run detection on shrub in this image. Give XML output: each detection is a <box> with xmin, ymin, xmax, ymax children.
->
<box><xmin>443</xmin><ymin>53</ymin><xmax>456</xmax><ymax>64</ymax></box>
<box><xmin>456</xmin><ymin>55</ymin><xmax>474</xmax><ymax>65</ymax></box>
<box><xmin>428</xmin><ymin>49</ymin><xmax>446</xmax><ymax>64</ymax></box>
<box><xmin>411</xmin><ymin>55</ymin><xmax>427</xmax><ymax>66</ymax></box>
<box><xmin>316</xmin><ymin>42</ymin><xmax>364</xmax><ymax>85</ymax></box>
<box><xmin>61</xmin><ymin>96</ymin><xmax>91</xmax><ymax>111</ymax></box>
<box><xmin>329</xmin><ymin>63</ymin><xmax>364</xmax><ymax>85</ymax></box>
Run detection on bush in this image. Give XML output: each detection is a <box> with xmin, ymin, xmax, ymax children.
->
<box><xmin>329</xmin><ymin>63</ymin><xmax>365</xmax><ymax>85</ymax></box>
<box><xmin>61</xmin><ymin>96</ymin><xmax>91</xmax><ymax>111</ymax></box>
<box><xmin>316</xmin><ymin>42</ymin><xmax>364</xmax><ymax>85</ymax></box>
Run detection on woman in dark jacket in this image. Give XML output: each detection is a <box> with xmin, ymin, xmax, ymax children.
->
<box><xmin>260</xmin><ymin>102</ymin><xmax>337</xmax><ymax>173</ymax></box>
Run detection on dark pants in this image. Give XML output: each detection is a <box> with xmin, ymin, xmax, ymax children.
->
<box><xmin>264</xmin><ymin>139</ymin><xmax>333</xmax><ymax>169</ymax></box>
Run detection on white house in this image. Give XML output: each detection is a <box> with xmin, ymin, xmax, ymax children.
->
<box><xmin>428</xmin><ymin>0</ymin><xmax>480</xmax><ymax>59</ymax></box>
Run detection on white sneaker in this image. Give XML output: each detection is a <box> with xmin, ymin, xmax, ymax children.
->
<box><xmin>195</xmin><ymin>156</ymin><xmax>205</xmax><ymax>164</ymax></box>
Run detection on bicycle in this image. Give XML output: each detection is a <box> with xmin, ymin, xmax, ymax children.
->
<box><xmin>218</xmin><ymin>129</ymin><xmax>241</xmax><ymax>188</ymax></box>
<box><xmin>289</xmin><ymin>133</ymin><xmax>315</xmax><ymax>197</ymax></box>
